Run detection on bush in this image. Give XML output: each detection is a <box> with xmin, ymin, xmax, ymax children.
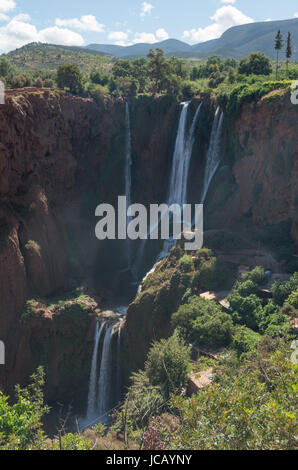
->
<box><xmin>172</xmin><ymin>296</ymin><xmax>233</xmax><ymax>348</ymax></box>
<box><xmin>272</xmin><ymin>273</ymin><xmax>298</xmax><ymax>306</ymax></box>
<box><xmin>231</xmin><ymin>326</ymin><xmax>262</xmax><ymax>357</ymax></box>
<box><xmin>57</xmin><ymin>64</ymin><xmax>84</xmax><ymax>95</ymax></box>
<box><xmin>240</xmin><ymin>266</ymin><xmax>267</xmax><ymax>286</ymax></box>
<box><xmin>0</xmin><ymin>367</ymin><xmax>49</xmax><ymax>450</ymax></box>
<box><xmin>145</xmin><ymin>331</ymin><xmax>191</xmax><ymax>398</ymax></box>
<box><xmin>228</xmin><ymin>293</ymin><xmax>263</xmax><ymax>330</ymax></box>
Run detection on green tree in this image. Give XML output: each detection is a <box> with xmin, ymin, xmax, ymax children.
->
<box><xmin>0</xmin><ymin>367</ymin><xmax>49</xmax><ymax>450</ymax></box>
<box><xmin>238</xmin><ymin>52</ymin><xmax>272</xmax><ymax>76</ymax></box>
<box><xmin>147</xmin><ymin>48</ymin><xmax>171</xmax><ymax>94</ymax></box>
<box><xmin>286</xmin><ymin>32</ymin><xmax>292</xmax><ymax>79</ymax></box>
<box><xmin>0</xmin><ymin>57</ymin><xmax>13</xmax><ymax>77</ymax></box>
<box><xmin>275</xmin><ymin>30</ymin><xmax>283</xmax><ymax>79</ymax></box>
<box><xmin>57</xmin><ymin>64</ymin><xmax>83</xmax><ymax>94</ymax></box>
<box><xmin>145</xmin><ymin>331</ymin><xmax>191</xmax><ymax>398</ymax></box>
<box><xmin>169</xmin><ymin>345</ymin><xmax>298</xmax><ymax>450</ymax></box>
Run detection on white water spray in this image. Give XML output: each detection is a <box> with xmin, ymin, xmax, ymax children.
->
<box><xmin>200</xmin><ymin>107</ymin><xmax>224</xmax><ymax>204</ymax></box>
<box><xmin>86</xmin><ymin>321</ymin><xmax>105</xmax><ymax>420</ymax></box>
<box><xmin>97</xmin><ymin>324</ymin><xmax>114</xmax><ymax>419</ymax></box>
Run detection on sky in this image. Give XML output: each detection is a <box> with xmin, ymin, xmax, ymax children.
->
<box><xmin>0</xmin><ymin>0</ymin><xmax>298</xmax><ymax>52</ymax></box>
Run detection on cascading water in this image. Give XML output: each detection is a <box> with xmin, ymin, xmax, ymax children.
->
<box><xmin>200</xmin><ymin>107</ymin><xmax>224</xmax><ymax>204</ymax></box>
<box><xmin>86</xmin><ymin>321</ymin><xmax>106</xmax><ymax>420</ymax></box>
<box><xmin>159</xmin><ymin>101</ymin><xmax>202</xmax><ymax>258</ymax></box>
<box><xmin>116</xmin><ymin>324</ymin><xmax>122</xmax><ymax>402</ymax></box>
<box><xmin>124</xmin><ymin>102</ymin><xmax>133</xmax><ymax>269</ymax></box>
<box><xmin>97</xmin><ymin>324</ymin><xmax>114</xmax><ymax>419</ymax></box>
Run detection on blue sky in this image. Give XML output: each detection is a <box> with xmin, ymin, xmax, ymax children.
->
<box><xmin>0</xmin><ymin>0</ymin><xmax>298</xmax><ymax>52</ymax></box>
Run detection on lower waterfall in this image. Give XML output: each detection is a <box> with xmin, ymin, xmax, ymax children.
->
<box><xmin>86</xmin><ymin>321</ymin><xmax>105</xmax><ymax>421</ymax></box>
<box><xmin>97</xmin><ymin>324</ymin><xmax>114</xmax><ymax>419</ymax></box>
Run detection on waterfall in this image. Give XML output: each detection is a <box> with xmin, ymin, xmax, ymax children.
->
<box><xmin>116</xmin><ymin>325</ymin><xmax>122</xmax><ymax>401</ymax></box>
<box><xmin>125</xmin><ymin>102</ymin><xmax>133</xmax><ymax>268</ymax></box>
<box><xmin>97</xmin><ymin>324</ymin><xmax>114</xmax><ymax>419</ymax></box>
<box><xmin>159</xmin><ymin>101</ymin><xmax>202</xmax><ymax>258</ymax></box>
<box><xmin>133</xmin><ymin>101</ymin><xmax>202</xmax><ymax>283</ymax></box>
<box><xmin>200</xmin><ymin>107</ymin><xmax>224</xmax><ymax>204</ymax></box>
<box><xmin>86</xmin><ymin>321</ymin><xmax>105</xmax><ymax>420</ymax></box>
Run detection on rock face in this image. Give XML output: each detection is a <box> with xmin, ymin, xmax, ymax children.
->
<box><xmin>0</xmin><ymin>90</ymin><xmax>180</xmax><ymax>399</ymax></box>
<box><xmin>0</xmin><ymin>88</ymin><xmax>297</xmax><ymax>402</ymax></box>
<box><xmin>207</xmin><ymin>90</ymin><xmax>298</xmax><ymax>249</ymax></box>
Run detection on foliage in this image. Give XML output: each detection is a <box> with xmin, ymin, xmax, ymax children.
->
<box><xmin>231</xmin><ymin>326</ymin><xmax>262</xmax><ymax>358</ymax></box>
<box><xmin>57</xmin><ymin>64</ymin><xmax>84</xmax><ymax>94</ymax></box>
<box><xmin>168</xmin><ymin>346</ymin><xmax>298</xmax><ymax>450</ymax></box>
<box><xmin>172</xmin><ymin>296</ymin><xmax>233</xmax><ymax>348</ymax></box>
<box><xmin>272</xmin><ymin>273</ymin><xmax>298</xmax><ymax>306</ymax></box>
<box><xmin>145</xmin><ymin>331</ymin><xmax>191</xmax><ymax>398</ymax></box>
<box><xmin>238</xmin><ymin>52</ymin><xmax>272</xmax><ymax>76</ymax></box>
<box><xmin>0</xmin><ymin>367</ymin><xmax>49</xmax><ymax>450</ymax></box>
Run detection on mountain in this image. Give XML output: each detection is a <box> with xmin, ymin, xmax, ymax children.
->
<box><xmin>86</xmin><ymin>39</ymin><xmax>192</xmax><ymax>58</ymax></box>
<box><xmin>187</xmin><ymin>18</ymin><xmax>298</xmax><ymax>59</ymax></box>
<box><xmin>86</xmin><ymin>18</ymin><xmax>298</xmax><ymax>60</ymax></box>
<box><xmin>4</xmin><ymin>42</ymin><xmax>113</xmax><ymax>72</ymax></box>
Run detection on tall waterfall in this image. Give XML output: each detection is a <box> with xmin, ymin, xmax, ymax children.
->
<box><xmin>86</xmin><ymin>321</ymin><xmax>105</xmax><ymax>420</ymax></box>
<box><xmin>97</xmin><ymin>324</ymin><xmax>114</xmax><ymax>419</ymax></box>
<box><xmin>125</xmin><ymin>102</ymin><xmax>133</xmax><ymax>268</ymax></box>
<box><xmin>200</xmin><ymin>107</ymin><xmax>224</xmax><ymax>204</ymax></box>
<box><xmin>159</xmin><ymin>101</ymin><xmax>202</xmax><ymax>258</ymax></box>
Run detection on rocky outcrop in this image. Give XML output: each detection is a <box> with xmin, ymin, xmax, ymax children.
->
<box><xmin>207</xmin><ymin>90</ymin><xmax>298</xmax><ymax>250</ymax></box>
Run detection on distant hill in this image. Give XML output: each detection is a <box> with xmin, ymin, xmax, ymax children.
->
<box><xmin>86</xmin><ymin>18</ymin><xmax>298</xmax><ymax>60</ymax></box>
<box><xmin>86</xmin><ymin>39</ymin><xmax>192</xmax><ymax>58</ymax></box>
<box><xmin>4</xmin><ymin>42</ymin><xmax>114</xmax><ymax>72</ymax></box>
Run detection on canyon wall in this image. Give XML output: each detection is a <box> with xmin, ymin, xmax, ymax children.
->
<box><xmin>0</xmin><ymin>88</ymin><xmax>297</xmax><ymax>402</ymax></box>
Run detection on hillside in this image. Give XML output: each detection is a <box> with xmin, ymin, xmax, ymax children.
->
<box><xmin>4</xmin><ymin>42</ymin><xmax>114</xmax><ymax>72</ymax></box>
<box><xmin>86</xmin><ymin>38</ymin><xmax>192</xmax><ymax>58</ymax></box>
<box><xmin>86</xmin><ymin>18</ymin><xmax>298</xmax><ymax>60</ymax></box>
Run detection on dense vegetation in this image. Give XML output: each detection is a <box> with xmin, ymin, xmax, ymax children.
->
<box><xmin>1</xmin><ymin>43</ymin><xmax>298</xmax><ymax>109</ymax></box>
<box><xmin>111</xmin><ymin>250</ymin><xmax>297</xmax><ymax>450</ymax></box>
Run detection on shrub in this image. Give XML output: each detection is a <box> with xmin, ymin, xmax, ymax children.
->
<box><xmin>228</xmin><ymin>293</ymin><xmax>263</xmax><ymax>330</ymax></box>
<box><xmin>25</xmin><ymin>240</ymin><xmax>41</xmax><ymax>256</ymax></box>
<box><xmin>272</xmin><ymin>272</ymin><xmax>298</xmax><ymax>306</ymax></box>
<box><xmin>172</xmin><ymin>296</ymin><xmax>233</xmax><ymax>348</ymax></box>
<box><xmin>0</xmin><ymin>367</ymin><xmax>49</xmax><ymax>450</ymax></box>
<box><xmin>145</xmin><ymin>331</ymin><xmax>191</xmax><ymax>398</ymax></box>
<box><xmin>231</xmin><ymin>326</ymin><xmax>262</xmax><ymax>357</ymax></box>
<box><xmin>177</xmin><ymin>254</ymin><xmax>193</xmax><ymax>272</ymax></box>
<box><xmin>240</xmin><ymin>266</ymin><xmax>267</xmax><ymax>286</ymax></box>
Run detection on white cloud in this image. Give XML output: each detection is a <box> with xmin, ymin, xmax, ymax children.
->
<box><xmin>294</xmin><ymin>12</ymin><xmax>298</xmax><ymax>18</ymax></box>
<box><xmin>131</xmin><ymin>28</ymin><xmax>169</xmax><ymax>44</ymax></box>
<box><xmin>133</xmin><ymin>32</ymin><xmax>156</xmax><ymax>43</ymax></box>
<box><xmin>0</xmin><ymin>13</ymin><xmax>9</xmax><ymax>21</ymax></box>
<box><xmin>108</xmin><ymin>30</ymin><xmax>130</xmax><ymax>46</ymax></box>
<box><xmin>183</xmin><ymin>5</ymin><xmax>254</xmax><ymax>43</ymax></box>
<box><xmin>0</xmin><ymin>16</ymin><xmax>84</xmax><ymax>52</ymax></box>
<box><xmin>39</xmin><ymin>27</ymin><xmax>84</xmax><ymax>46</ymax></box>
<box><xmin>156</xmin><ymin>28</ymin><xmax>169</xmax><ymax>41</ymax></box>
<box><xmin>0</xmin><ymin>0</ymin><xmax>15</xmax><ymax>13</ymax></box>
<box><xmin>140</xmin><ymin>2</ymin><xmax>154</xmax><ymax>18</ymax></box>
<box><xmin>55</xmin><ymin>15</ymin><xmax>105</xmax><ymax>33</ymax></box>
<box><xmin>13</xmin><ymin>13</ymin><xmax>31</xmax><ymax>22</ymax></box>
